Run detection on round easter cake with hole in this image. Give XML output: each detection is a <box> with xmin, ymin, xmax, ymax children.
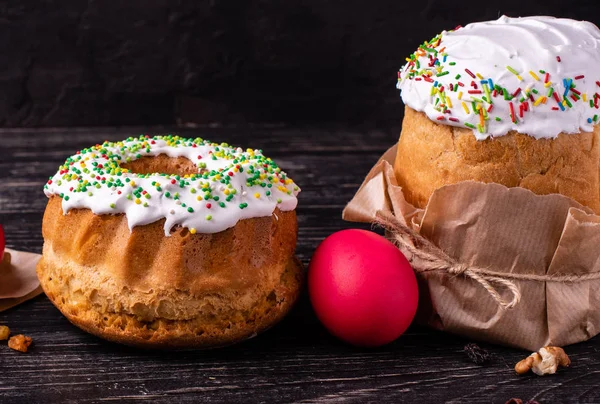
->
<box><xmin>37</xmin><ymin>135</ymin><xmax>302</xmax><ymax>349</ymax></box>
<box><xmin>394</xmin><ymin>16</ymin><xmax>600</xmax><ymax>212</ymax></box>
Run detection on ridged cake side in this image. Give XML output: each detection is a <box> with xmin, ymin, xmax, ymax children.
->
<box><xmin>37</xmin><ymin>196</ymin><xmax>302</xmax><ymax>348</ymax></box>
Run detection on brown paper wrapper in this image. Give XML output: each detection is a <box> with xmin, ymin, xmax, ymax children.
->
<box><xmin>343</xmin><ymin>145</ymin><xmax>600</xmax><ymax>350</ymax></box>
<box><xmin>0</xmin><ymin>249</ymin><xmax>43</xmax><ymax>312</ymax></box>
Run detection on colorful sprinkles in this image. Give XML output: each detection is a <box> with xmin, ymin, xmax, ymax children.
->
<box><xmin>44</xmin><ymin>135</ymin><xmax>300</xmax><ymax>235</ymax></box>
<box><xmin>396</xmin><ymin>17</ymin><xmax>600</xmax><ymax>138</ymax></box>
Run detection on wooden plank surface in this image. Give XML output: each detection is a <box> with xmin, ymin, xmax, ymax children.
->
<box><xmin>1</xmin><ymin>127</ymin><xmax>598</xmax><ymax>404</ymax></box>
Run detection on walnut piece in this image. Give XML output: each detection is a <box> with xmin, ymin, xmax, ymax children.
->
<box><xmin>0</xmin><ymin>325</ymin><xmax>9</xmax><ymax>341</ymax></box>
<box><xmin>515</xmin><ymin>346</ymin><xmax>570</xmax><ymax>376</ymax></box>
<box><xmin>8</xmin><ymin>335</ymin><xmax>32</xmax><ymax>353</ymax></box>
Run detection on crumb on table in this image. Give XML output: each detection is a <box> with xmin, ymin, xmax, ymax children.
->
<box><xmin>8</xmin><ymin>335</ymin><xmax>32</xmax><ymax>353</ymax></box>
<box><xmin>0</xmin><ymin>325</ymin><xmax>9</xmax><ymax>341</ymax></box>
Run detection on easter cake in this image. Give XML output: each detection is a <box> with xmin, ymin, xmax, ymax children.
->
<box><xmin>395</xmin><ymin>16</ymin><xmax>600</xmax><ymax>211</ymax></box>
<box><xmin>37</xmin><ymin>135</ymin><xmax>302</xmax><ymax>348</ymax></box>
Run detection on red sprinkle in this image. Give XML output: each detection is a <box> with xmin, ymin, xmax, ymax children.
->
<box><xmin>449</xmin><ymin>117</ymin><xmax>460</xmax><ymax>122</ymax></box>
<box><xmin>197</xmin><ymin>155</ymin><xmax>202</xmax><ymax>159</ymax></box>
<box><xmin>171</xmin><ymin>179</ymin><xmax>176</xmax><ymax>184</ymax></box>
<box><xmin>512</xmin><ymin>88</ymin><xmax>522</xmax><ymax>98</ymax></box>
<box><xmin>142</xmin><ymin>190</ymin><xmax>147</xmax><ymax>195</ymax></box>
<box><xmin>571</xmin><ymin>88</ymin><xmax>581</xmax><ymax>95</ymax></box>
<box><xmin>465</xmin><ymin>69</ymin><xmax>476</xmax><ymax>78</ymax></box>
<box><xmin>556</xmin><ymin>56</ymin><xmax>561</xmax><ymax>62</ymax></box>
<box><xmin>206</xmin><ymin>203</ymin><xmax>212</xmax><ymax>209</ymax></box>
<box><xmin>458</xmin><ymin>82</ymin><xmax>465</xmax><ymax>87</ymax></box>
<box><xmin>228</xmin><ymin>172</ymin><xmax>234</xmax><ymax>176</ymax></box>
<box><xmin>552</xmin><ymin>107</ymin><xmax>559</xmax><ymax>110</ymax></box>
<box><xmin>596</xmin><ymin>81</ymin><xmax>600</xmax><ymax>87</ymax></box>
<box><xmin>553</xmin><ymin>92</ymin><xmax>561</xmax><ymax>103</ymax></box>
<box><xmin>544</xmin><ymin>73</ymin><xmax>550</xmax><ymax>83</ymax></box>
<box><xmin>487</xmin><ymin>105</ymin><xmax>493</xmax><ymax>113</ymax></box>
<box><xmin>519</xmin><ymin>104</ymin><xmax>524</xmax><ymax>118</ymax></box>
<box><xmin>436</xmin><ymin>116</ymin><xmax>445</xmax><ymax>121</ymax></box>
<box><xmin>575</xmin><ymin>75</ymin><xmax>585</xmax><ymax>80</ymax></box>
<box><xmin>415</xmin><ymin>78</ymin><xmax>422</xmax><ymax>81</ymax></box>
<box><xmin>468</xmin><ymin>90</ymin><xmax>482</xmax><ymax>94</ymax></box>
<box><xmin>423</xmin><ymin>76</ymin><xmax>434</xmax><ymax>83</ymax></box>
<box><xmin>571</xmin><ymin>94</ymin><xmax>579</xmax><ymax>102</ymax></box>
<box><xmin>509</xmin><ymin>102</ymin><xmax>517</xmax><ymax>123</ymax></box>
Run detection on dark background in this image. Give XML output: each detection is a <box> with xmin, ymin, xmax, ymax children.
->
<box><xmin>2</xmin><ymin>0</ymin><xmax>599</xmax><ymax>128</ymax></box>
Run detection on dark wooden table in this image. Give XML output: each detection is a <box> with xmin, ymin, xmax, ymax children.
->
<box><xmin>1</xmin><ymin>127</ymin><xmax>599</xmax><ymax>404</ymax></box>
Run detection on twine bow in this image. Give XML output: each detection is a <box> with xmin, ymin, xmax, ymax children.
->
<box><xmin>375</xmin><ymin>211</ymin><xmax>600</xmax><ymax>310</ymax></box>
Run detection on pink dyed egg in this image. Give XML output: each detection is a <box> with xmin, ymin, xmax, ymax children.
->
<box><xmin>308</xmin><ymin>229</ymin><xmax>418</xmax><ymax>347</ymax></box>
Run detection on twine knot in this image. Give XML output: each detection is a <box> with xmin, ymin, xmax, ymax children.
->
<box><xmin>375</xmin><ymin>210</ymin><xmax>600</xmax><ymax>310</ymax></box>
<box><xmin>375</xmin><ymin>210</ymin><xmax>523</xmax><ymax>309</ymax></box>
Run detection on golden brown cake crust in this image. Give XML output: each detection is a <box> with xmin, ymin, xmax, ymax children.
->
<box><xmin>37</xmin><ymin>195</ymin><xmax>302</xmax><ymax>349</ymax></box>
<box><xmin>394</xmin><ymin>107</ymin><xmax>600</xmax><ymax>212</ymax></box>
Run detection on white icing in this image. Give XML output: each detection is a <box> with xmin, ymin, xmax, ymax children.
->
<box><xmin>397</xmin><ymin>16</ymin><xmax>600</xmax><ymax>139</ymax></box>
<box><xmin>44</xmin><ymin>136</ymin><xmax>300</xmax><ymax>235</ymax></box>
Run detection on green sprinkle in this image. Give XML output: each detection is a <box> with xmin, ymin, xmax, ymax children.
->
<box><xmin>464</xmin><ymin>122</ymin><xmax>476</xmax><ymax>129</ymax></box>
<box><xmin>506</xmin><ymin>66</ymin><xmax>519</xmax><ymax>75</ymax></box>
<box><xmin>110</xmin><ymin>203</ymin><xmax>116</xmax><ymax>209</ymax></box>
<box><xmin>187</xmin><ymin>207</ymin><xmax>194</xmax><ymax>213</ymax></box>
<box><xmin>206</xmin><ymin>214</ymin><xmax>212</xmax><ymax>220</ymax></box>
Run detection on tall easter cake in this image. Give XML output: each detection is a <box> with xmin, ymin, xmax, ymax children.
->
<box><xmin>395</xmin><ymin>16</ymin><xmax>600</xmax><ymax>211</ymax></box>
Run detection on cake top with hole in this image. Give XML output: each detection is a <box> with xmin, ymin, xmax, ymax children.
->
<box><xmin>44</xmin><ymin>135</ymin><xmax>300</xmax><ymax>235</ymax></box>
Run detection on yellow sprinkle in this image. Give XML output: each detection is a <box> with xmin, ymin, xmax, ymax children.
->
<box><xmin>130</xmin><ymin>181</ymin><xmax>136</xmax><ymax>187</ymax></box>
<box><xmin>476</xmin><ymin>73</ymin><xmax>483</xmax><ymax>80</ymax></box>
<box><xmin>135</xmin><ymin>198</ymin><xmax>141</xmax><ymax>205</ymax></box>
<box><xmin>190</xmin><ymin>228</ymin><xmax>197</xmax><ymax>235</ymax></box>
<box><xmin>224</xmin><ymin>189</ymin><xmax>230</xmax><ymax>195</ymax></box>
<box><xmin>196</xmin><ymin>195</ymin><xmax>203</xmax><ymax>201</ymax></box>
<box><xmin>260</xmin><ymin>174</ymin><xmax>266</xmax><ymax>180</ymax></box>
<box><xmin>285</xmin><ymin>179</ymin><xmax>293</xmax><ymax>185</ymax></box>
<box><xmin>534</xmin><ymin>96</ymin><xmax>545</xmax><ymax>107</ymax></box>
<box><xmin>583</xmin><ymin>94</ymin><xmax>588</xmax><ymax>102</ymax></box>
<box><xmin>462</xmin><ymin>102</ymin><xmax>470</xmax><ymax>114</ymax></box>
<box><xmin>529</xmin><ymin>71</ymin><xmax>540</xmax><ymax>81</ymax></box>
<box><xmin>405</xmin><ymin>57</ymin><xmax>411</xmax><ymax>62</ymax></box>
<box><xmin>544</xmin><ymin>81</ymin><xmax>552</xmax><ymax>88</ymax></box>
<box><xmin>254</xmin><ymin>192</ymin><xmax>260</xmax><ymax>199</ymax></box>
<box><xmin>445</xmin><ymin>96</ymin><xmax>453</xmax><ymax>108</ymax></box>
<box><xmin>233</xmin><ymin>167</ymin><xmax>239</xmax><ymax>172</ymax></box>
<box><xmin>458</xmin><ymin>91</ymin><xmax>463</xmax><ymax>100</ymax></box>
<box><xmin>516</xmin><ymin>75</ymin><xmax>523</xmax><ymax>81</ymax></box>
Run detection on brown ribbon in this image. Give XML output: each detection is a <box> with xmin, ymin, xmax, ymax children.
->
<box><xmin>375</xmin><ymin>210</ymin><xmax>600</xmax><ymax>310</ymax></box>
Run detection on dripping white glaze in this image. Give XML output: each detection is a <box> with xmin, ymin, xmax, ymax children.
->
<box><xmin>397</xmin><ymin>16</ymin><xmax>600</xmax><ymax>139</ymax></box>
